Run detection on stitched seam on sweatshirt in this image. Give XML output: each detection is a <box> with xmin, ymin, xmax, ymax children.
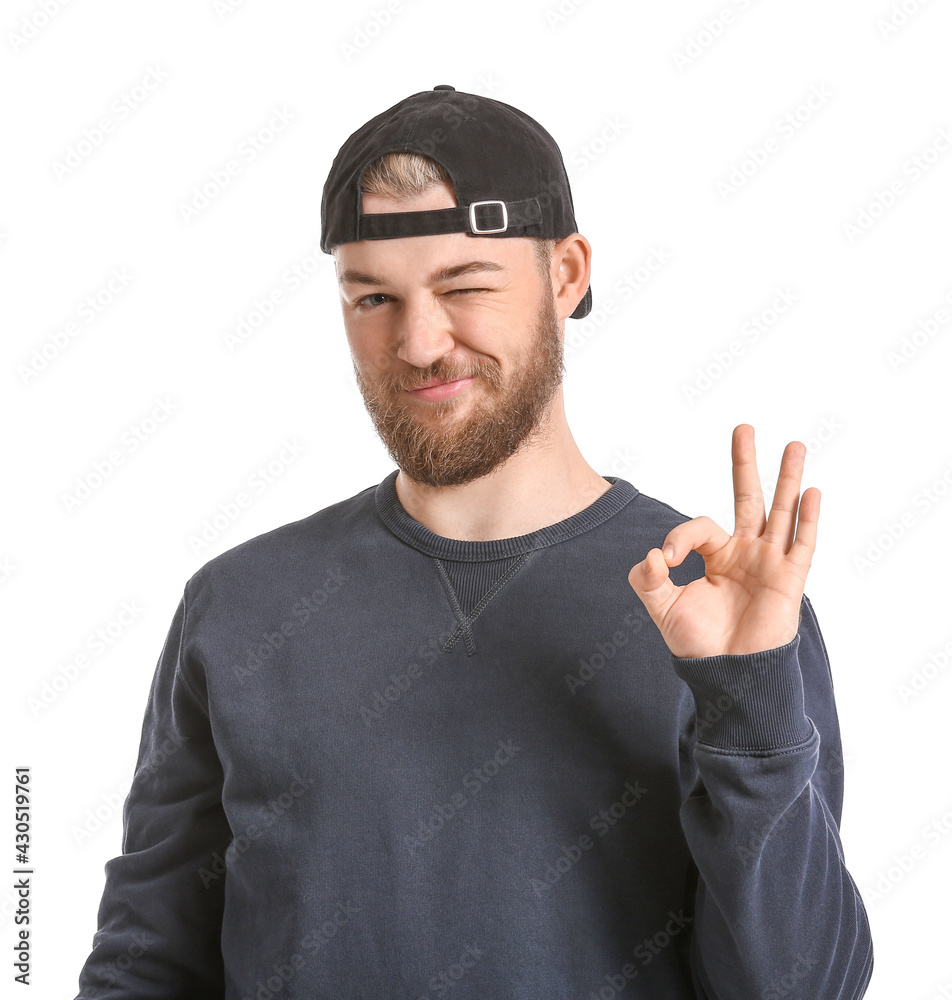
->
<box><xmin>434</xmin><ymin>558</ymin><xmax>476</xmax><ymax>655</ymax></box>
<box><xmin>696</xmin><ymin>723</ymin><xmax>819</xmax><ymax>758</ymax></box>
<box><xmin>435</xmin><ymin>551</ymin><xmax>533</xmax><ymax>656</ymax></box>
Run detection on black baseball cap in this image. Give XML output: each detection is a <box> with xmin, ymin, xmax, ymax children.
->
<box><xmin>320</xmin><ymin>84</ymin><xmax>592</xmax><ymax>320</ymax></box>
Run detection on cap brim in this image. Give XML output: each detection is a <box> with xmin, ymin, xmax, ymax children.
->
<box><xmin>570</xmin><ymin>284</ymin><xmax>592</xmax><ymax>320</ymax></box>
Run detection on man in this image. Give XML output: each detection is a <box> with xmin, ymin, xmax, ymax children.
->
<box><xmin>74</xmin><ymin>85</ymin><xmax>873</xmax><ymax>999</ymax></box>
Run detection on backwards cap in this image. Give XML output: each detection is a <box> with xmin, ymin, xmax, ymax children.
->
<box><xmin>320</xmin><ymin>84</ymin><xmax>591</xmax><ymax>319</ymax></box>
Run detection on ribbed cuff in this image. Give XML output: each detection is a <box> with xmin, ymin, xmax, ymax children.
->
<box><xmin>670</xmin><ymin>633</ymin><xmax>814</xmax><ymax>752</ymax></box>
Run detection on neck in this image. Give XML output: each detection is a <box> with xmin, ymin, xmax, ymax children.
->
<box><xmin>394</xmin><ymin>391</ymin><xmax>611</xmax><ymax>542</ymax></box>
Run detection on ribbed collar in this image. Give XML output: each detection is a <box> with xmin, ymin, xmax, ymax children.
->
<box><xmin>374</xmin><ymin>470</ymin><xmax>638</xmax><ymax>562</ymax></box>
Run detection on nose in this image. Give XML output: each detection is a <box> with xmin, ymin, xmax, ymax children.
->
<box><xmin>396</xmin><ymin>293</ymin><xmax>456</xmax><ymax>370</ymax></box>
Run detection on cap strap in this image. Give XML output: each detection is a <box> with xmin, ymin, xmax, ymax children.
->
<box><xmin>357</xmin><ymin>197</ymin><xmax>542</xmax><ymax>240</ymax></box>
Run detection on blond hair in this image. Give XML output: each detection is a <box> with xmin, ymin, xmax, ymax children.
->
<box><xmin>359</xmin><ymin>151</ymin><xmax>555</xmax><ymax>275</ymax></box>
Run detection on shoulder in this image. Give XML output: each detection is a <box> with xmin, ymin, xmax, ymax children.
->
<box><xmin>184</xmin><ymin>479</ymin><xmax>379</xmax><ymax>598</ymax></box>
<box><xmin>628</xmin><ymin>486</ymin><xmax>696</xmax><ymax>527</ymax></box>
<box><xmin>607</xmin><ymin>479</ymin><xmax>707</xmax><ymax>586</ymax></box>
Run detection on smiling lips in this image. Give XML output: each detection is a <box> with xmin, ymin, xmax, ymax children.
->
<box><xmin>405</xmin><ymin>376</ymin><xmax>476</xmax><ymax>401</ymax></box>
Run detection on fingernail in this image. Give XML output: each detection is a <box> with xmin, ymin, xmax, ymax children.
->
<box><xmin>663</xmin><ymin>545</ymin><xmax>674</xmax><ymax>560</ymax></box>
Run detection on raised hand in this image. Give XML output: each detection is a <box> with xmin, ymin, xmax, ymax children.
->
<box><xmin>627</xmin><ymin>424</ymin><xmax>820</xmax><ymax>658</ymax></box>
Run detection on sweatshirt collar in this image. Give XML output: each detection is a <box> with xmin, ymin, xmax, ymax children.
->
<box><xmin>374</xmin><ymin>469</ymin><xmax>637</xmax><ymax>562</ymax></box>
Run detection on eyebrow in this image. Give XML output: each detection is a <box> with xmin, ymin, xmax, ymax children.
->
<box><xmin>337</xmin><ymin>259</ymin><xmax>506</xmax><ymax>288</ymax></box>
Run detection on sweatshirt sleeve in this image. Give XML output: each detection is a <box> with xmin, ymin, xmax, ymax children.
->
<box><xmin>72</xmin><ymin>583</ymin><xmax>232</xmax><ymax>1000</ymax></box>
<box><xmin>669</xmin><ymin>593</ymin><xmax>874</xmax><ymax>1000</ymax></box>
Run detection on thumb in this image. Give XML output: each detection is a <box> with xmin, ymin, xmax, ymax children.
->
<box><xmin>628</xmin><ymin>547</ymin><xmax>680</xmax><ymax>620</ymax></box>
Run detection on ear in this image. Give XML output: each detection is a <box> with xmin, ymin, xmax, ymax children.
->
<box><xmin>551</xmin><ymin>233</ymin><xmax>592</xmax><ymax>322</ymax></box>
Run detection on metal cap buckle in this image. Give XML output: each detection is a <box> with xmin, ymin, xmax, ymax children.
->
<box><xmin>468</xmin><ymin>200</ymin><xmax>508</xmax><ymax>235</ymax></box>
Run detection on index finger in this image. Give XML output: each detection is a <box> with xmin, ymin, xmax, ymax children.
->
<box><xmin>732</xmin><ymin>423</ymin><xmax>766</xmax><ymax>537</ymax></box>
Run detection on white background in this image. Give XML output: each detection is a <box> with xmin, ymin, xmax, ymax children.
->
<box><xmin>3</xmin><ymin>1</ymin><xmax>951</xmax><ymax>997</ymax></box>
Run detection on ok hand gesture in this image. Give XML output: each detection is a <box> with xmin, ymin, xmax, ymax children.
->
<box><xmin>627</xmin><ymin>424</ymin><xmax>819</xmax><ymax>658</ymax></box>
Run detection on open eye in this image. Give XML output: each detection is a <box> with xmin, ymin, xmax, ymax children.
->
<box><xmin>355</xmin><ymin>293</ymin><xmax>392</xmax><ymax>309</ymax></box>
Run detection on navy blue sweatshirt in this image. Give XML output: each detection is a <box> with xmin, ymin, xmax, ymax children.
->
<box><xmin>73</xmin><ymin>471</ymin><xmax>873</xmax><ymax>999</ymax></box>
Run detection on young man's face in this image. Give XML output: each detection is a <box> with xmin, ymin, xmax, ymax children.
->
<box><xmin>334</xmin><ymin>180</ymin><xmax>566</xmax><ymax>488</ymax></box>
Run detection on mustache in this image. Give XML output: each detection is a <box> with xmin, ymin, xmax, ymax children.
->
<box><xmin>382</xmin><ymin>360</ymin><xmax>502</xmax><ymax>393</ymax></box>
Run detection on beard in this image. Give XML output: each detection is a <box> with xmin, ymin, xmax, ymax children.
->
<box><xmin>352</xmin><ymin>285</ymin><xmax>566</xmax><ymax>488</ymax></box>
